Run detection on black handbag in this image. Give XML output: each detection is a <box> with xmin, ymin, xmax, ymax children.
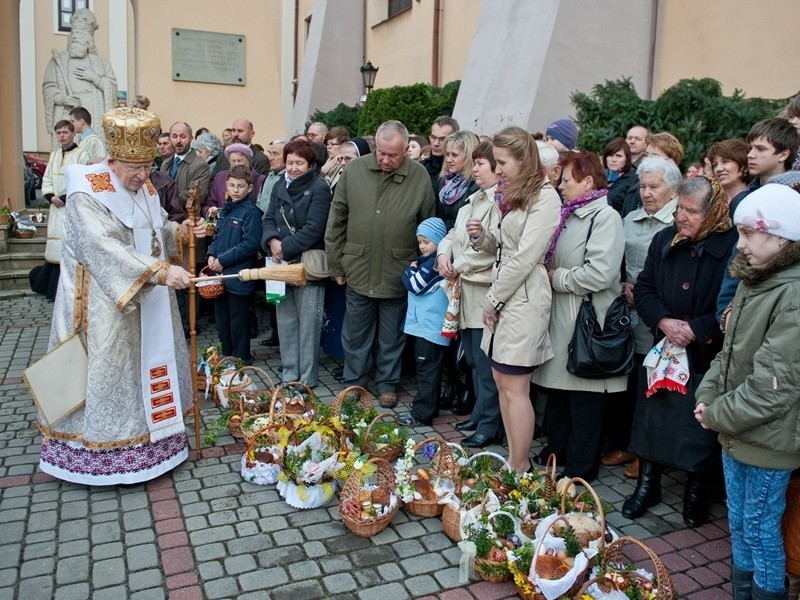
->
<box><xmin>566</xmin><ymin>212</ymin><xmax>635</xmax><ymax>379</ymax></box>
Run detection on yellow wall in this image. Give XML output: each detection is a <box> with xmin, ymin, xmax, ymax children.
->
<box><xmin>656</xmin><ymin>0</ymin><xmax>800</xmax><ymax>99</ymax></box>
<box><xmin>439</xmin><ymin>0</ymin><xmax>480</xmax><ymax>85</ymax></box>
<box><xmin>134</xmin><ymin>0</ymin><xmax>287</xmax><ymax>145</ymax></box>
<box><xmin>364</xmin><ymin>0</ymin><xmax>480</xmax><ymax>90</ymax></box>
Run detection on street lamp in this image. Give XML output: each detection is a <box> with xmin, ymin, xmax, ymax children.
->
<box><xmin>360</xmin><ymin>61</ymin><xmax>378</xmax><ymax>98</ymax></box>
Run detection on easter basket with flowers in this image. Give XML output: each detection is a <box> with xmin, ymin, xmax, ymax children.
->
<box><xmin>359</xmin><ymin>413</ymin><xmax>410</xmax><ymax>462</ymax></box>
<box><xmin>276</xmin><ymin>420</ymin><xmax>352</xmax><ymax>509</ymax></box>
<box><xmin>461</xmin><ymin>509</ymin><xmax>533</xmax><ymax>583</ymax></box>
<box><xmin>575</xmin><ymin>536</ymin><xmax>674</xmax><ymax>600</ymax></box>
<box><xmin>338</xmin><ymin>456</ymin><xmax>400</xmax><ymax>537</ymax></box>
<box><xmin>442</xmin><ymin>451</ymin><xmax>514</xmax><ymax>542</ymax></box>
<box><xmin>240</xmin><ymin>423</ymin><xmax>283</xmax><ymax>486</ymax></box>
<box><xmin>395</xmin><ymin>436</ymin><xmax>459</xmax><ymax>518</ymax></box>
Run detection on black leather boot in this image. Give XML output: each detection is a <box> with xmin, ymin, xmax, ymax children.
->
<box><xmin>451</xmin><ymin>376</ymin><xmax>476</xmax><ymax>416</ymax></box>
<box><xmin>622</xmin><ymin>459</ymin><xmax>662</xmax><ymax>519</ymax></box>
<box><xmin>438</xmin><ymin>376</ymin><xmax>457</xmax><ymax>412</ymax></box>
<box><xmin>731</xmin><ymin>566</ymin><xmax>754</xmax><ymax>600</ymax></box>
<box><xmin>683</xmin><ymin>471</ymin><xmax>709</xmax><ymax>528</ymax></box>
<box><xmin>752</xmin><ymin>583</ymin><xmax>788</xmax><ymax>600</ymax></box>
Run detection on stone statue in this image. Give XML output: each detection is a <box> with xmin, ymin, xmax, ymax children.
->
<box><xmin>42</xmin><ymin>9</ymin><xmax>118</xmax><ymax>148</ymax></box>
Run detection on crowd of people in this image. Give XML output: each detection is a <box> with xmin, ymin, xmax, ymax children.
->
<box><xmin>32</xmin><ymin>94</ymin><xmax>800</xmax><ymax>600</ymax></box>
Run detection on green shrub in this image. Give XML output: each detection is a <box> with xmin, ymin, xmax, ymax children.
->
<box><xmin>306</xmin><ymin>103</ymin><xmax>363</xmax><ymax>138</ymax></box>
<box><xmin>572</xmin><ymin>77</ymin><xmax>791</xmax><ymax>169</ymax></box>
<box><xmin>357</xmin><ymin>80</ymin><xmax>461</xmax><ymax>136</ymax></box>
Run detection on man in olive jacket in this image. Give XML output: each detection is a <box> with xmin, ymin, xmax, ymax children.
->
<box><xmin>326</xmin><ymin>120</ymin><xmax>436</xmax><ymax>407</ymax></box>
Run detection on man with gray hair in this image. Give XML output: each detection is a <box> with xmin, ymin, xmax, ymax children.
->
<box><xmin>326</xmin><ymin>120</ymin><xmax>436</xmax><ymax>407</ymax></box>
<box><xmin>306</xmin><ymin>122</ymin><xmax>328</xmax><ymax>145</ymax></box>
<box><xmin>257</xmin><ymin>138</ymin><xmax>287</xmax><ymax>213</ymax></box>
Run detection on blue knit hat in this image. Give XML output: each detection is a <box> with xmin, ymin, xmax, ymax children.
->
<box><xmin>546</xmin><ymin>118</ymin><xmax>579</xmax><ymax>150</ymax></box>
<box><xmin>416</xmin><ymin>217</ymin><xmax>447</xmax><ymax>245</ymax></box>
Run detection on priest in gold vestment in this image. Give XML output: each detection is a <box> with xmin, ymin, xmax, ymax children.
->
<box><xmin>38</xmin><ymin>107</ymin><xmax>206</xmax><ymax>486</ymax></box>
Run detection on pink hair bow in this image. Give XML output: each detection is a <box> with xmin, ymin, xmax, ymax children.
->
<box><xmin>741</xmin><ymin>209</ymin><xmax>779</xmax><ymax>233</ymax></box>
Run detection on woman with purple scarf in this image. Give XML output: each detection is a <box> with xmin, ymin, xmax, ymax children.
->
<box><xmin>436</xmin><ymin>131</ymin><xmax>481</xmax><ymax>230</ymax></box>
<box><xmin>533</xmin><ymin>151</ymin><xmax>627</xmax><ymax>482</ymax></box>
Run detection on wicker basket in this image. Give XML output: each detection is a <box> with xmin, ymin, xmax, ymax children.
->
<box><xmin>518</xmin><ymin>513</ymin><xmax>592</xmax><ymax>600</ymax></box>
<box><xmin>575</xmin><ymin>536</ymin><xmax>674</xmax><ymax>600</ymax></box>
<box><xmin>442</xmin><ymin>451</ymin><xmax>512</xmax><ymax>542</ymax></box>
<box><xmin>557</xmin><ymin>477</ymin><xmax>610</xmax><ymax>556</ymax></box>
<box><xmin>273</xmin><ymin>382</ymin><xmax>316</xmax><ymax>418</ymax></box>
<box><xmin>361</xmin><ymin>413</ymin><xmax>404</xmax><ymax>462</ymax></box>
<box><xmin>339</xmin><ymin>457</ymin><xmax>400</xmax><ymax>537</ymax></box>
<box><xmin>404</xmin><ymin>437</ymin><xmax>459</xmax><ymax>518</ymax></box>
<box><xmin>475</xmin><ymin>555</ymin><xmax>512</xmax><ymax>583</ymax></box>
<box><xmin>13</xmin><ymin>227</ymin><xmax>34</xmax><ymax>239</ymax></box>
<box><xmin>442</xmin><ymin>502</ymin><xmax>463</xmax><ymax>542</ymax></box>
<box><xmin>211</xmin><ymin>356</ymin><xmax>251</xmax><ymax>407</ymax></box>
<box><xmin>226</xmin><ymin>366</ymin><xmax>276</xmax><ymax>439</ymax></box>
<box><xmin>239</xmin><ymin>385</ymin><xmax>300</xmax><ymax>443</ymax></box>
<box><xmin>196</xmin><ymin>266</ymin><xmax>225</xmax><ymax>299</ymax></box>
<box><xmin>243</xmin><ymin>422</ymin><xmax>283</xmax><ymax>462</ymax></box>
<box><xmin>331</xmin><ymin>385</ymin><xmax>375</xmax><ymax>415</ymax></box>
<box><xmin>241</xmin><ymin>423</ymin><xmax>283</xmax><ymax>485</ymax></box>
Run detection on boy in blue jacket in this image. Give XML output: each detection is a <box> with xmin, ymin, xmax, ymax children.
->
<box><xmin>398</xmin><ymin>217</ymin><xmax>450</xmax><ymax>426</ymax></box>
<box><xmin>207</xmin><ymin>165</ymin><xmax>262</xmax><ymax>363</ymax></box>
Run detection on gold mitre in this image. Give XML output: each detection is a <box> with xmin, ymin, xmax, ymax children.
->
<box><xmin>102</xmin><ymin>107</ymin><xmax>161</xmax><ymax>163</ymax></box>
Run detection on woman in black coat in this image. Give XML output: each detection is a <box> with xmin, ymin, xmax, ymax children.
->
<box><xmin>603</xmin><ymin>137</ymin><xmax>640</xmax><ymax>215</ymax></box>
<box><xmin>624</xmin><ymin>176</ymin><xmax>737</xmax><ymax>528</ymax></box>
<box><xmin>261</xmin><ymin>140</ymin><xmax>332</xmax><ymax>387</ymax></box>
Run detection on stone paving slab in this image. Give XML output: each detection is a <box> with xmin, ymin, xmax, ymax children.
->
<box><xmin>0</xmin><ymin>294</ymin><xmax>735</xmax><ymax>598</ymax></box>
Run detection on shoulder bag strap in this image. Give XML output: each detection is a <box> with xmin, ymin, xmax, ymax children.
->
<box><xmin>581</xmin><ymin>210</ymin><xmax>600</xmax><ymax>301</ymax></box>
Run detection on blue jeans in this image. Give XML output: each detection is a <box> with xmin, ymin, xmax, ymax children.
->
<box><xmin>722</xmin><ymin>451</ymin><xmax>792</xmax><ymax>592</ymax></box>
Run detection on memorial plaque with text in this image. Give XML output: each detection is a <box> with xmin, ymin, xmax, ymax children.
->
<box><xmin>171</xmin><ymin>29</ymin><xmax>245</xmax><ymax>86</ymax></box>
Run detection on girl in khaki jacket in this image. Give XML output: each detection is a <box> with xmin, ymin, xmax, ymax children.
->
<box><xmin>476</xmin><ymin>127</ymin><xmax>561</xmax><ymax>473</ymax></box>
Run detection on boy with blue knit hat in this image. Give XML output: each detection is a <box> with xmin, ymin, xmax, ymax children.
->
<box><xmin>545</xmin><ymin>118</ymin><xmax>579</xmax><ymax>153</ymax></box>
<box><xmin>398</xmin><ymin>217</ymin><xmax>451</xmax><ymax>426</ymax></box>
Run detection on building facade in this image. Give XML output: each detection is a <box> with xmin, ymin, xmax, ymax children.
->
<box><xmin>2</xmin><ymin>0</ymin><xmax>798</xmax><ymax>207</ymax></box>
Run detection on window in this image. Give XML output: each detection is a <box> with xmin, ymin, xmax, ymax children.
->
<box><xmin>388</xmin><ymin>0</ymin><xmax>412</xmax><ymax>19</ymax></box>
<box><xmin>57</xmin><ymin>0</ymin><xmax>90</xmax><ymax>33</ymax></box>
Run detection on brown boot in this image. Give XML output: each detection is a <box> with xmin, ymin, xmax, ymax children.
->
<box><xmin>623</xmin><ymin>458</ymin><xmax>640</xmax><ymax>478</ymax></box>
<box><xmin>601</xmin><ymin>450</ymin><xmax>635</xmax><ymax>466</ymax></box>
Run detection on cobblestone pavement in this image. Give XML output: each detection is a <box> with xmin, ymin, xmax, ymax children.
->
<box><xmin>0</xmin><ymin>294</ymin><xmax>733</xmax><ymax>599</ymax></box>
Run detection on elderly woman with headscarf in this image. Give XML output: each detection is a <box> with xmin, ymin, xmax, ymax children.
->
<box><xmin>623</xmin><ymin>176</ymin><xmax>737</xmax><ymax>528</ymax></box>
<box><xmin>193</xmin><ymin>131</ymin><xmax>224</xmax><ymax>180</ymax></box>
<box><xmin>203</xmin><ymin>143</ymin><xmax>266</xmax><ymax>217</ymax></box>
<box><xmin>601</xmin><ymin>156</ymin><xmax>681</xmax><ymax>475</ymax></box>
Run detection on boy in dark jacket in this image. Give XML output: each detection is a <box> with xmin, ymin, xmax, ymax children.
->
<box><xmin>207</xmin><ymin>165</ymin><xmax>262</xmax><ymax>362</ymax></box>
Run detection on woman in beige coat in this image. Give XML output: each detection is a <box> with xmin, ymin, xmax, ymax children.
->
<box><xmin>477</xmin><ymin>127</ymin><xmax>561</xmax><ymax>473</ymax></box>
<box><xmin>533</xmin><ymin>151</ymin><xmax>626</xmax><ymax>482</ymax></box>
<box><xmin>437</xmin><ymin>140</ymin><xmax>502</xmax><ymax>448</ymax></box>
